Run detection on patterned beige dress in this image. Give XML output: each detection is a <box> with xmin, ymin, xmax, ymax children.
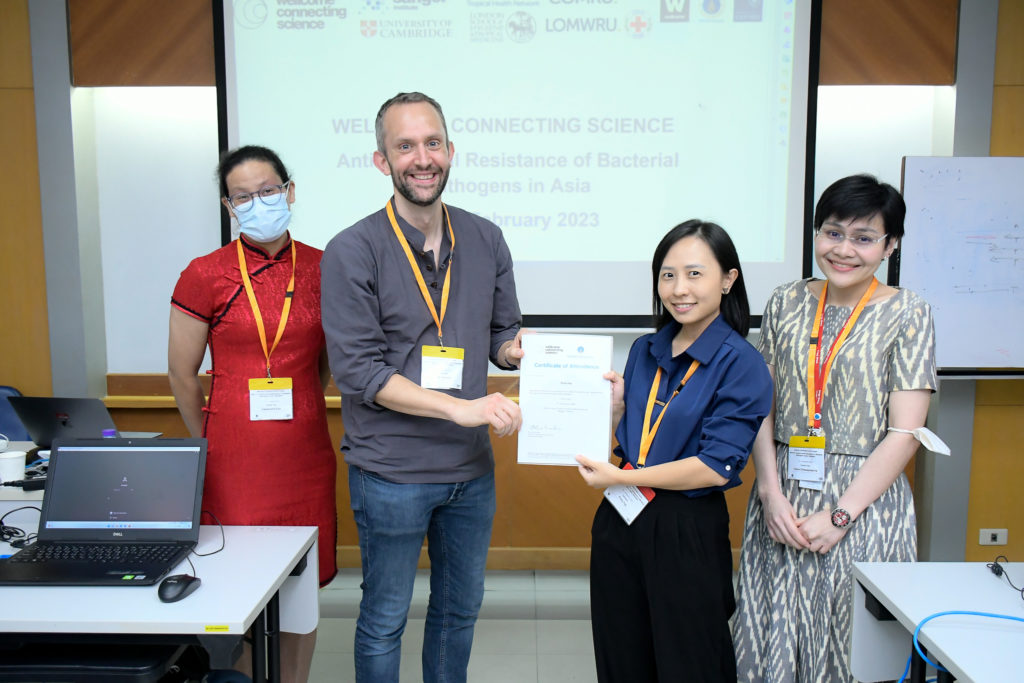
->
<box><xmin>732</xmin><ymin>279</ymin><xmax>937</xmax><ymax>682</ymax></box>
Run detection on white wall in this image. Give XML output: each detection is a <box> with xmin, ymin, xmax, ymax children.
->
<box><xmin>73</xmin><ymin>87</ymin><xmax>220</xmax><ymax>373</ymax></box>
<box><xmin>811</xmin><ymin>85</ymin><xmax>955</xmax><ymax>281</ymax></box>
<box><xmin>81</xmin><ymin>85</ymin><xmax>956</xmax><ymax>374</ymax></box>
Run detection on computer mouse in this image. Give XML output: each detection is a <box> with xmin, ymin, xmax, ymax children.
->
<box><xmin>158</xmin><ymin>574</ymin><xmax>201</xmax><ymax>603</ymax></box>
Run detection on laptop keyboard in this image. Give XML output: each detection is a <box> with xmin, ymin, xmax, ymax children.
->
<box><xmin>9</xmin><ymin>543</ymin><xmax>182</xmax><ymax>564</ymax></box>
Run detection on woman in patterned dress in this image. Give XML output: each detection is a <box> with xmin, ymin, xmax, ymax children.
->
<box><xmin>732</xmin><ymin>175</ymin><xmax>938</xmax><ymax>682</ymax></box>
<box><xmin>168</xmin><ymin>146</ymin><xmax>336</xmax><ymax>683</ymax></box>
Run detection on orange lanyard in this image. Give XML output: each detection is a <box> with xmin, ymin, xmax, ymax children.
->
<box><xmin>386</xmin><ymin>199</ymin><xmax>455</xmax><ymax>345</ymax></box>
<box><xmin>236</xmin><ymin>239</ymin><xmax>296</xmax><ymax>378</ymax></box>
<box><xmin>805</xmin><ymin>277</ymin><xmax>877</xmax><ymax>433</ymax></box>
<box><xmin>638</xmin><ymin>359</ymin><xmax>700</xmax><ymax>467</ymax></box>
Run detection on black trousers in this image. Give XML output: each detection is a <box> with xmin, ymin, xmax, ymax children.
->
<box><xmin>590</xmin><ymin>490</ymin><xmax>737</xmax><ymax>683</ymax></box>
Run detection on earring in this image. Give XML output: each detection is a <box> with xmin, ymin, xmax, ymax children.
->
<box><xmin>722</xmin><ymin>288</ymin><xmax>730</xmax><ymax>294</ymax></box>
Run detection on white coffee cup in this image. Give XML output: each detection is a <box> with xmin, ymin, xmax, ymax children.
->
<box><xmin>0</xmin><ymin>450</ymin><xmax>27</xmax><ymax>484</ymax></box>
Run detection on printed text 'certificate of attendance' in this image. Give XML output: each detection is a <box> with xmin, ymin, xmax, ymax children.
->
<box><xmin>517</xmin><ymin>333</ymin><xmax>613</xmax><ymax>466</ymax></box>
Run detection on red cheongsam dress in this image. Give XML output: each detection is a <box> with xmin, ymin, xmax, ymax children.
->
<box><xmin>171</xmin><ymin>235</ymin><xmax>337</xmax><ymax>585</ymax></box>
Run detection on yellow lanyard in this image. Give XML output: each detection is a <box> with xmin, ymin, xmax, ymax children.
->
<box><xmin>236</xmin><ymin>238</ymin><xmax>296</xmax><ymax>378</ymax></box>
<box><xmin>638</xmin><ymin>359</ymin><xmax>700</xmax><ymax>467</ymax></box>
<box><xmin>386</xmin><ymin>199</ymin><xmax>455</xmax><ymax>345</ymax></box>
<box><xmin>805</xmin><ymin>277</ymin><xmax>878</xmax><ymax>433</ymax></box>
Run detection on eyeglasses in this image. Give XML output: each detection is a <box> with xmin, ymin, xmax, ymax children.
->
<box><xmin>815</xmin><ymin>228</ymin><xmax>888</xmax><ymax>249</ymax></box>
<box><xmin>226</xmin><ymin>181</ymin><xmax>291</xmax><ymax>212</ymax></box>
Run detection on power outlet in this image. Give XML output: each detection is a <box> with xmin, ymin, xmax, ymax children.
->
<box><xmin>979</xmin><ymin>528</ymin><xmax>1008</xmax><ymax>546</ymax></box>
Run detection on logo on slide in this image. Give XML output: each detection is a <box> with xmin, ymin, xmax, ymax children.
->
<box><xmin>734</xmin><ymin>0</ymin><xmax>763</xmax><ymax>22</ymax></box>
<box><xmin>698</xmin><ymin>0</ymin><xmax>723</xmax><ymax>18</ymax></box>
<box><xmin>627</xmin><ymin>12</ymin><xmax>650</xmax><ymax>36</ymax></box>
<box><xmin>506</xmin><ymin>12</ymin><xmax>536</xmax><ymax>43</ymax></box>
<box><xmin>359</xmin><ymin>18</ymin><xmax>454</xmax><ymax>38</ymax></box>
<box><xmin>233</xmin><ymin>0</ymin><xmax>268</xmax><ymax>29</ymax></box>
<box><xmin>470</xmin><ymin>12</ymin><xmax>506</xmax><ymax>42</ymax></box>
<box><xmin>393</xmin><ymin>0</ymin><xmax>447</xmax><ymax>10</ymax></box>
<box><xmin>660</xmin><ymin>0</ymin><xmax>688</xmax><ymax>22</ymax></box>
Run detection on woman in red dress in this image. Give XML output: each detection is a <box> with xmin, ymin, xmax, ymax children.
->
<box><xmin>168</xmin><ymin>145</ymin><xmax>336</xmax><ymax>683</ymax></box>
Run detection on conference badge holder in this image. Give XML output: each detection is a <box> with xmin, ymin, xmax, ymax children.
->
<box><xmin>788</xmin><ymin>434</ymin><xmax>825</xmax><ymax>491</ymax></box>
<box><xmin>421</xmin><ymin>345</ymin><xmax>464</xmax><ymax>390</ymax></box>
<box><xmin>603</xmin><ymin>462</ymin><xmax>655</xmax><ymax>525</ymax></box>
<box><xmin>249</xmin><ymin>377</ymin><xmax>293</xmax><ymax>420</ymax></box>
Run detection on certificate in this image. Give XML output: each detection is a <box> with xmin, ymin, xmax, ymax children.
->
<box><xmin>517</xmin><ymin>333</ymin><xmax>613</xmax><ymax>466</ymax></box>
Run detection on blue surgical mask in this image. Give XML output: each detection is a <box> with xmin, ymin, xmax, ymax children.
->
<box><xmin>235</xmin><ymin>195</ymin><xmax>292</xmax><ymax>243</ymax></box>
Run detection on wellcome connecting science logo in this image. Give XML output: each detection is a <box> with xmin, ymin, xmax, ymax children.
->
<box><xmin>234</xmin><ymin>0</ymin><xmax>269</xmax><ymax>28</ymax></box>
<box><xmin>233</xmin><ymin>0</ymin><xmax>347</xmax><ymax>30</ymax></box>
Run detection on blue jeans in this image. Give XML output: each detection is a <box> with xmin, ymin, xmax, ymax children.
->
<box><xmin>348</xmin><ymin>465</ymin><xmax>495</xmax><ymax>683</ymax></box>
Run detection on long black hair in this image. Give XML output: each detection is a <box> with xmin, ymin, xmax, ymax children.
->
<box><xmin>651</xmin><ymin>219</ymin><xmax>751</xmax><ymax>338</ymax></box>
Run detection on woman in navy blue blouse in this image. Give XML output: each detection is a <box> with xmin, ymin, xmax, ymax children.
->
<box><xmin>576</xmin><ymin>220</ymin><xmax>773</xmax><ymax>682</ymax></box>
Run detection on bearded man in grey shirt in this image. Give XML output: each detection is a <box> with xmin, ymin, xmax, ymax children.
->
<box><xmin>321</xmin><ymin>92</ymin><xmax>525</xmax><ymax>683</ymax></box>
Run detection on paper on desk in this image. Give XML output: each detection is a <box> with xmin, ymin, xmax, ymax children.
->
<box><xmin>517</xmin><ymin>333</ymin><xmax>613</xmax><ymax>466</ymax></box>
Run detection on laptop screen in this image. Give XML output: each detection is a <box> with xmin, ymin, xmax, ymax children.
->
<box><xmin>40</xmin><ymin>439</ymin><xmax>206</xmax><ymax>542</ymax></box>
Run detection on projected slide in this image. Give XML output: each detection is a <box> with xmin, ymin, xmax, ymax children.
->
<box><xmin>223</xmin><ymin>0</ymin><xmax>811</xmax><ymax>319</ymax></box>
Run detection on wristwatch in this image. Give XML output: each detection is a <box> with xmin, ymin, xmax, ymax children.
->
<box><xmin>830</xmin><ymin>507</ymin><xmax>852</xmax><ymax>529</ymax></box>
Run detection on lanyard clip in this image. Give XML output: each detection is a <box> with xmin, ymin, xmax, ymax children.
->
<box><xmin>266</xmin><ymin>366</ymin><xmax>272</xmax><ymax>379</ymax></box>
<box><xmin>808</xmin><ymin>427</ymin><xmax>822</xmax><ymax>437</ymax></box>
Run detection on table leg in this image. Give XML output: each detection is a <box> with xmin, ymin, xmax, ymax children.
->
<box><xmin>196</xmin><ymin>634</ymin><xmax>244</xmax><ymax>669</ymax></box>
<box><xmin>266</xmin><ymin>593</ymin><xmax>281</xmax><ymax>683</ymax></box>
<box><xmin>252</xmin><ymin>610</ymin><xmax>268</xmax><ymax>683</ymax></box>
<box><xmin>910</xmin><ymin>643</ymin><xmax>927</xmax><ymax>683</ymax></box>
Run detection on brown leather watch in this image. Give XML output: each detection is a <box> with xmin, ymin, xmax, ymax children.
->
<box><xmin>830</xmin><ymin>507</ymin><xmax>852</xmax><ymax>529</ymax></box>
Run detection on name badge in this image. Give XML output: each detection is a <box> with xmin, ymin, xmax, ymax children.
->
<box><xmin>603</xmin><ymin>463</ymin><xmax>655</xmax><ymax>525</ymax></box>
<box><xmin>788</xmin><ymin>434</ymin><xmax>825</xmax><ymax>491</ymax></box>
<box><xmin>421</xmin><ymin>345</ymin><xmax>464</xmax><ymax>390</ymax></box>
<box><xmin>248</xmin><ymin>377</ymin><xmax>293</xmax><ymax>421</ymax></box>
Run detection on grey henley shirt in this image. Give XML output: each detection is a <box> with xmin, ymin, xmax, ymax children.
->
<box><xmin>321</xmin><ymin>201</ymin><xmax>521</xmax><ymax>483</ymax></box>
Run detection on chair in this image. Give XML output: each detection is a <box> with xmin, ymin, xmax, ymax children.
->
<box><xmin>0</xmin><ymin>386</ymin><xmax>31</xmax><ymax>442</ymax></box>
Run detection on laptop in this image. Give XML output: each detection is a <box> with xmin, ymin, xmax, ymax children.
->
<box><xmin>7</xmin><ymin>397</ymin><xmax>120</xmax><ymax>449</ymax></box>
<box><xmin>0</xmin><ymin>437</ymin><xmax>207</xmax><ymax>586</ymax></box>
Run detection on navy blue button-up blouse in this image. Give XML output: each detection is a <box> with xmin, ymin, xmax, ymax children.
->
<box><xmin>614</xmin><ymin>314</ymin><xmax>773</xmax><ymax>495</ymax></box>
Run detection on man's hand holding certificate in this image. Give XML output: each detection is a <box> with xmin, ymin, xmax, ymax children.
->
<box><xmin>517</xmin><ymin>333</ymin><xmax>613</xmax><ymax>466</ymax></box>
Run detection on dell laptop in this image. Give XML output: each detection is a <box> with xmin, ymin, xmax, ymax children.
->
<box><xmin>0</xmin><ymin>437</ymin><xmax>207</xmax><ymax>586</ymax></box>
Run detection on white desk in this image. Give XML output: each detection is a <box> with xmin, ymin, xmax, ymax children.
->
<box><xmin>0</xmin><ymin>441</ymin><xmax>44</xmax><ymax>502</ymax></box>
<box><xmin>0</xmin><ymin>525</ymin><xmax>318</xmax><ymax>683</ymax></box>
<box><xmin>851</xmin><ymin>561</ymin><xmax>1024</xmax><ymax>682</ymax></box>
<box><xmin>0</xmin><ymin>487</ymin><xmax>44</xmax><ymax>555</ymax></box>
<box><xmin>0</xmin><ymin>486</ymin><xmax>44</xmax><ymax>506</ymax></box>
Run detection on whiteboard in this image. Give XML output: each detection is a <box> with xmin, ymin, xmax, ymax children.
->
<box><xmin>899</xmin><ymin>157</ymin><xmax>1024</xmax><ymax>370</ymax></box>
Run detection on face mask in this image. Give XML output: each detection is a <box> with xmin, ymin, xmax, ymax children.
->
<box><xmin>887</xmin><ymin>426</ymin><xmax>951</xmax><ymax>455</ymax></box>
<box><xmin>235</xmin><ymin>195</ymin><xmax>292</xmax><ymax>243</ymax></box>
